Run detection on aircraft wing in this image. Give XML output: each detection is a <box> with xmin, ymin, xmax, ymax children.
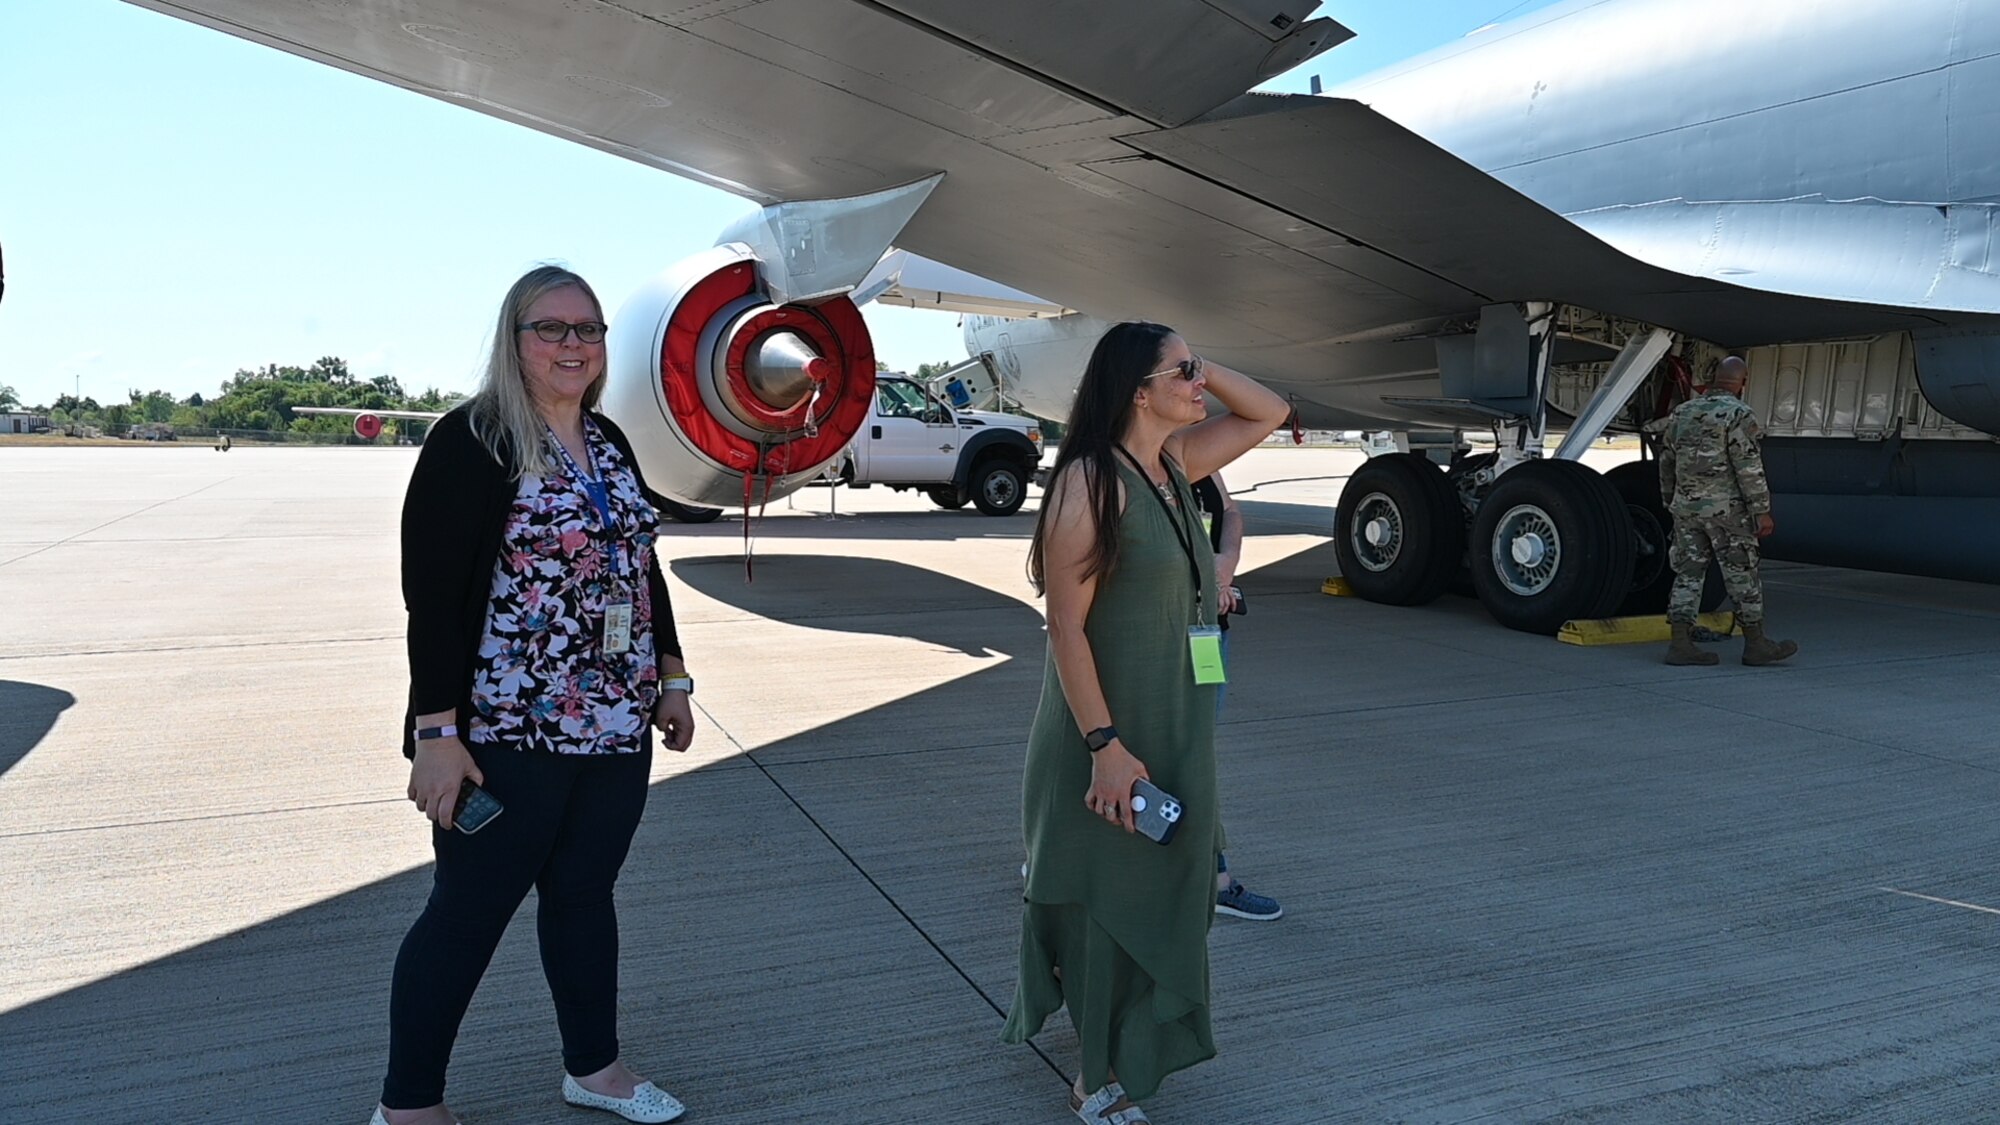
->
<box><xmin>290</xmin><ymin>407</ymin><xmax>445</xmax><ymax>421</ymax></box>
<box><xmin>126</xmin><ymin>0</ymin><xmax>1992</xmax><ymax>365</ymax></box>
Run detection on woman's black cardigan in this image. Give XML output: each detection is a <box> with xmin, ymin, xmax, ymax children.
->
<box><xmin>399</xmin><ymin>405</ymin><xmax>683</xmax><ymax>758</ymax></box>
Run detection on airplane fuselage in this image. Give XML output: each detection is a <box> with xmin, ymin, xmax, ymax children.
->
<box><xmin>1347</xmin><ymin>0</ymin><xmax>2000</xmax><ymax>215</ymax></box>
<box><xmin>976</xmin><ymin>0</ymin><xmax>2000</xmax><ymax>432</ymax></box>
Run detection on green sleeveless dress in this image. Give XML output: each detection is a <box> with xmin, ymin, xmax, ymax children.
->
<box><xmin>1001</xmin><ymin>457</ymin><xmax>1222</xmax><ymax>1101</ymax></box>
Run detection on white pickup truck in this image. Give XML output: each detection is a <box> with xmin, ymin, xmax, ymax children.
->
<box><xmin>840</xmin><ymin>375</ymin><xmax>1043</xmax><ymax>515</ymax></box>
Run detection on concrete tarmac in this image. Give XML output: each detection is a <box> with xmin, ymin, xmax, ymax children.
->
<box><xmin>4</xmin><ymin>445</ymin><xmax>2000</xmax><ymax>1123</ymax></box>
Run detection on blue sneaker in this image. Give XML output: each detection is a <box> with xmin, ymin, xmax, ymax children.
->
<box><xmin>1215</xmin><ymin>880</ymin><xmax>1283</xmax><ymax>921</ymax></box>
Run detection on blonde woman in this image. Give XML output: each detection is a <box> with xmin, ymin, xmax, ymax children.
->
<box><xmin>375</xmin><ymin>266</ymin><xmax>693</xmax><ymax>1125</ymax></box>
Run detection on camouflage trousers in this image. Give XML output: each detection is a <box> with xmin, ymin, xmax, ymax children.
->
<box><xmin>1667</xmin><ymin>514</ymin><xmax>1763</xmax><ymax>625</ymax></box>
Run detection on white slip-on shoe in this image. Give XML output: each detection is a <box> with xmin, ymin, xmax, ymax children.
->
<box><xmin>371</xmin><ymin>1109</ymin><xmax>459</xmax><ymax>1125</ymax></box>
<box><xmin>561</xmin><ymin>1074</ymin><xmax>686</xmax><ymax>1123</ymax></box>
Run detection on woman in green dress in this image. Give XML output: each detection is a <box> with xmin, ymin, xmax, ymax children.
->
<box><xmin>1004</xmin><ymin>322</ymin><xmax>1289</xmax><ymax>1123</ymax></box>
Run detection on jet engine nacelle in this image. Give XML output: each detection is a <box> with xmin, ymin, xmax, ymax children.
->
<box><xmin>602</xmin><ymin>245</ymin><xmax>876</xmax><ymax>510</ymax></box>
<box><xmin>602</xmin><ymin>176</ymin><xmax>941</xmax><ymax>511</ymax></box>
<box><xmin>352</xmin><ymin>413</ymin><xmax>383</xmax><ymax>440</ymax></box>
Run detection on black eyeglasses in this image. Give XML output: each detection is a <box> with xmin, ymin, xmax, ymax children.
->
<box><xmin>518</xmin><ymin>319</ymin><xmax>608</xmax><ymax>344</ymax></box>
<box><xmin>1145</xmin><ymin>355</ymin><xmax>1204</xmax><ymax>382</ymax></box>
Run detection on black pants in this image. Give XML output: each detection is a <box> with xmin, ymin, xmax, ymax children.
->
<box><xmin>381</xmin><ymin>741</ymin><xmax>652</xmax><ymax>1109</ymax></box>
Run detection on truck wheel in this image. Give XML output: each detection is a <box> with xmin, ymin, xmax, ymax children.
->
<box><xmin>927</xmin><ymin>486</ymin><xmax>968</xmax><ymax>510</ymax></box>
<box><xmin>970</xmin><ymin>459</ymin><xmax>1027</xmax><ymax>515</ymax></box>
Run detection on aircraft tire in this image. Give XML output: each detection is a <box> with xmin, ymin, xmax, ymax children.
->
<box><xmin>1333</xmin><ymin>452</ymin><xmax>1463</xmax><ymax>606</ymax></box>
<box><xmin>1604</xmin><ymin>460</ymin><xmax>1727</xmax><ymax>616</ymax></box>
<box><xmin>1469</xmin><ymin>460</ymin><xmax>1634</xmax><ymax>634</ymax></box>
<box><xmin>927</xmin><ymin>486</ymin><xmax>969</xmax><ymax>510</ymax></box>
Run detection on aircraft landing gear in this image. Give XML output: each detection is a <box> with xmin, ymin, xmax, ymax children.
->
<box><xmin>1603</xmin><ymin>460</ymin><xmax>1726</xmax><ymax>616</ymax></box>
<box><xmin>1467</xmin><ymin>459</ymin><xmax>1634</xmax><ymax>634</ymax></box>
<box><xmin>1333</xmin><ymin>453</ymin><xmax>1463</xmax><ymax>605</ymax></box>
<box><xmin>1328</xmin><ymin>307</ymin><xmax>1686</xmax><ymax>634</ymax></box>
<box><xmin>1336</xmin><ymin>453</ymin><xmax>1644</xmax><ymax>633</ymax></box>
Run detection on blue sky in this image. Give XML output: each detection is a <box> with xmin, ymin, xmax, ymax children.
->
<box><xmin>0</xmin><ymin>0</ymin><xmax>1560</xmax><ymax>408</ymax></box>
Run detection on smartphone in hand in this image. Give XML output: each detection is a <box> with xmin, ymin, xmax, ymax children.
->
<box><xmin>453</xmin><ymin>779</ymin><xmax>504</xmax><ymax>834</ymax></box>
<box><xmin>1129</xmin><ymin>779</ymin><xmax>1183</xmax><ymax>846</ymax></box>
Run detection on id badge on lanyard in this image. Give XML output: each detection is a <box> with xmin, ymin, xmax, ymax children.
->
<box><xmin>603</xmin><ymin>587</ymin><xmax>634</xmax><ymax>654</ymax></box>
<box><xmin>1188</xmin><ymin>625</ymin><xmax>1225</xmax><ymax>684</ymax></box>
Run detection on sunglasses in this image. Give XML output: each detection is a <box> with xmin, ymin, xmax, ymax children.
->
<box><xmin>1144</xmin><ymin>355</ymin><xmax>1204</xmax><ymax>382</ymax></box>
<box><xmin>518</xmin><ymin>319</ymin><xmax>608</xmax><ymax>344</ymax></box>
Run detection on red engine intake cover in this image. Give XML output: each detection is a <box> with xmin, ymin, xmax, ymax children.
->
<box><xmin>658</xmin><ymin>261</ymin><xmax>875</xmax><ymax>475</ymax></box>
<box><xmin>354</xmin><ymin>414</ymin><xmax>383</xmax><ymax>440</ymax></box>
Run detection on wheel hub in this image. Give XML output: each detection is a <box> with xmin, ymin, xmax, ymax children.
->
<box><xmin>1491</xmin><ymin>503</ymin><xmax>1561</xmax><ymax>596</ymax></box>
<box><xmin>1350</xmin><ymin>492</ymin><xmax>1404</xmax><ymax>573</ymax></box>
<box><xmin>1510</xmin><ymin>532</ymin><xmax>1548</xmax><ymax>568</ymax></box>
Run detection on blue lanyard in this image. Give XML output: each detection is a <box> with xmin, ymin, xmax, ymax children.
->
<box><xmin>547</xmin><ymin>421</ymin><xmax>613</xmax><ymax>528</ymax></box>
<box><xmin>548</xmin><ymin>421</ymin><xmax>634</xmax><ymax>587</ymax></box>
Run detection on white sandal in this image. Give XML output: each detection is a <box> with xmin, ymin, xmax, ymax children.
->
<box><xmin>1071</xmin><ymin>1081</ymin><xmax>1151</xmax><ymax>1124</ymax></box>
<box><xmin>369</xmin><ymin>1109</ymin><xmax>458</xmax><ymax>1125</ymax></box>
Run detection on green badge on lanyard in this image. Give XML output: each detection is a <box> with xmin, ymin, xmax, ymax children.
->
<box><xmin>1188</xmin><ymin>625</ymin><xmax>1226</xmax><ymax>685</ymax></box>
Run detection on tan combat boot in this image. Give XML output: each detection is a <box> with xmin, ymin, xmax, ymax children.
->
<box><xmin>1741</xmin><ymin>621</ymin><xmax>1799</xmax><ymax>666</ymax></box>
<box><xmin>1664</xmin><ymin>622</ymin><xmax>1720</xmax><ymax>666</ymax></box>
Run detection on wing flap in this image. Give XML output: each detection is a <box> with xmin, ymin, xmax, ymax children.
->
<box><xmin>1124</xmin><ymin>95</ymin><xmax>1992</xmax><ymax>345</ymax></box>
<box><xmin>872</xmin><ymin>0</ymin><xmax>1350</xmax><ymax>126</ymax></box>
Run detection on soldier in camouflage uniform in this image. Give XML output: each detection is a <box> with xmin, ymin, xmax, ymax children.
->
<box><xmin>1657</xmin><ymin>356</ymin><xmax>1799</xmax><ymax>666</ymax></box>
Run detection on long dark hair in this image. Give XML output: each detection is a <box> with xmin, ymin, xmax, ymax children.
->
<box><xmin>1027</xmin><ymin>321</ymin><xmax>1176</xmax><ymax>594</ymax></box>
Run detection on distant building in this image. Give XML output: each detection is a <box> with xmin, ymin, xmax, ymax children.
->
<box><xmin>1</xmin><ymin>411</ymin><xmax>50</xmax><ymax>434</ymax></box>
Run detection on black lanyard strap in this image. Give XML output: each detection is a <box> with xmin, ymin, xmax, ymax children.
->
<box><xmin>1116</xmin><ymin>444</ymin><xmax>1205</xmax><ymax>622</ymax></box>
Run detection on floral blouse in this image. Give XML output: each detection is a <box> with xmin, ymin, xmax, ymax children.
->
<box><xmin>468</xmin><ymin>417</ymin><xmax>662</xmax><ymax>755</ymax></box>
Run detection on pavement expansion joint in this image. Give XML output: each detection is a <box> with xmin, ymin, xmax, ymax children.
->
<box><xmin>1877</xmin><ymin>887</ymin><xmax>2000</xmax><ymax>917</ymax></box>
<box><xmin>0</xmin><ymin>477</ymin><xmax>234</xmax><ymax>569</ymax></box>
<box><xmin>0</xmin><ymin>634</ymin><xmax>400</xmax><ymax>663</ymax></box>
<box><xmin>0</xmin><ymin>797</ymin><xmax>409</xmax><ymax>841</ymax></box>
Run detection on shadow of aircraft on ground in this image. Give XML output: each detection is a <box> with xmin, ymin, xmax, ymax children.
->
<box><xmin>654</xmin><ymin>502</ymin><xmax>1042</xmax><ymax>544</ymax></box>
<box><xmin>0</xmin><ymin>680</ymin><xmax>75</xmax><ymax>779</ymax></box>
<box><xmin>0</xmin><ymin>558</ymin><xmax>1065</xmax><ymax>1124</ymax></box>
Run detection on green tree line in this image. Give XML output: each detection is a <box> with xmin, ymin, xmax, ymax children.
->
<box><xmin>20</xmin><ymin>358</ymin><xmax>460</xmax><ymax>439</ymax></box>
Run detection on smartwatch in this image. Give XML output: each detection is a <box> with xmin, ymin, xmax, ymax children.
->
<box><xmin>1084</xmin><ymin>726</ymin><xmax>1118</xmax><ymax>753</ymax></box>
<box><xmin>413</xmin><ymin>724</ymin><xmax>459</xmax><ymax>742</ymax></box>
<box><xmin>663</xmin><ymin>676</ymin><xmax>694</xmax><ymax>696</ymax></box>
